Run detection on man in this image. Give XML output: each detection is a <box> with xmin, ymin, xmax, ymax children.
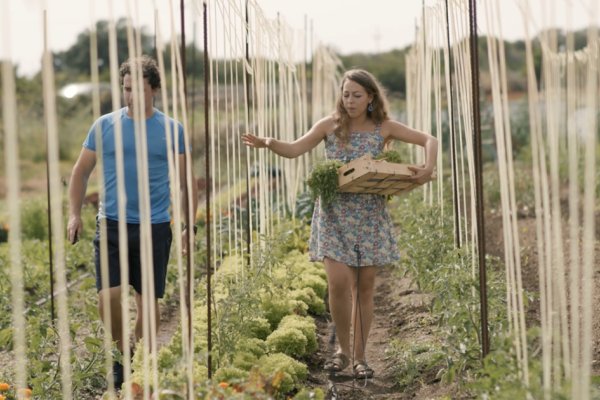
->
<box><xmin>67</xmin><ymin>55</ymin><xmax>197</xmax><ymax>388</ymax></box>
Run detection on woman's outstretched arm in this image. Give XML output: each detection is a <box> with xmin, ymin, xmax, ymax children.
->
<box><xmin>241</xmin><ymin>116</ymin><xmax>334</xmax><ymax>159</ymax></box>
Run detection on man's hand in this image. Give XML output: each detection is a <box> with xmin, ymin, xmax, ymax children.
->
<box><xmin>67</xmin><ymin>215</ymin><xmax>83</xmax><ymax>244</ymax></box>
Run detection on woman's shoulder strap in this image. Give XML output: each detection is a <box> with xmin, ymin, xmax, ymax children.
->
<box><xmin>374</xmin><ymin>123</ymin><xmax>383</xmax><ymax>134</ymax></box>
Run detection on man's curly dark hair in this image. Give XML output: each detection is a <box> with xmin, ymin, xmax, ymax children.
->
<box><xmin>119</xmin><ymin>55</ymin><xmax>161</xmax><ymax>89</ymax></box>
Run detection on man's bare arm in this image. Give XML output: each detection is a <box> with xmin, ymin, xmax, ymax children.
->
<box><xmin>67</xmin><ymin>148</ymin><xmax>96</xmax><ymax>243</ymax></box>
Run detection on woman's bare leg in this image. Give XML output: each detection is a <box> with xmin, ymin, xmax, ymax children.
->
<box><xmin>324</xmin><ymin>258</ymin><xmax>355</xmax><ymax>357</ymax></box>
<box><xmin>350</xmin><ymin>266</ymin><xmax>376</xmax><ymax>362</ymax></box>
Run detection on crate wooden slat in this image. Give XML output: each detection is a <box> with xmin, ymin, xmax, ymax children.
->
<box><xmin>338</xmin><ymin>155</ymin><xmax>431</xmax><ymax>195</ymax></box>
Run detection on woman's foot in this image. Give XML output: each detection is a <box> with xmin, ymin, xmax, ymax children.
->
<box><xmin>324</xmin><ymin>352</ymin><xmax>350</xmax><ymax>373</ymax></box>
<box><xmin>353</xmin><ymin>360</ymin><xmax>374</xmax><ymax>379</ymax></box>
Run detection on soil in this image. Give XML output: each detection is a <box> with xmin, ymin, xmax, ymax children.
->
<box><xmin>157</xmin><ymin>299</ymin><xmax>181</xmax><ymax>349</ymax></box>
<box><xmin>305</xmin><ymin>266</ymin><xmax>459</xmax><ymax>400</ymax></box>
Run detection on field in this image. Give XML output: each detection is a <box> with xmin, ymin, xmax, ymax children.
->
<box><xmin>1</xmin><ymin>10</ymin><xmax>599</xmax><ymax>398</ymax></box>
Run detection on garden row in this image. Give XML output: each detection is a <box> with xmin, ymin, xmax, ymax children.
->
<box><xmin>4</xmin><ymin>186</ymin><xmax>595</xmax><ymax>398</ymax></box>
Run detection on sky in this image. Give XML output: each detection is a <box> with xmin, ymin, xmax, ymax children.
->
<box><xmin>0</xmin><ymin>0</ymin><xmax>597</xmax><ymax>77</ymax></box>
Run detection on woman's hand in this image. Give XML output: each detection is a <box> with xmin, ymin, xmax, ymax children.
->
<box><xmin>408</xmin><ymin>164</ymin><xmax>435</xmax><ymax>185</ymax></box>
<box><xmin>241</xmin><ymin>133</ymin><xmax>269</xmax><ymax>149</ymax></box>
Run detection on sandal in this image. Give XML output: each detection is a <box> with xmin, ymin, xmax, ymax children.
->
<box><xmin>324</xmin><ymin>352</ymin><xmax>350</xmax><ymax>372</ymax></box>
<box><xmin>353</xmin><ymin>361</ymin><xmax>374</xmax><ymax>379</ymax></box>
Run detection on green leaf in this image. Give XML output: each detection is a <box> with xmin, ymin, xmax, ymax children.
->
<box><xmin>83</xmin><ymin>336</ymin><xmax>103</xmax><ymax>351</ymax></box>
<box><xmin>305</xmin><ymin>160</ymin><xmax>343</xmax><ymax>206</ymax></box>
<box><xmin>0</xmin><ymin>327</ymin><xmax>13</xmax><ymax>347</ymax></box>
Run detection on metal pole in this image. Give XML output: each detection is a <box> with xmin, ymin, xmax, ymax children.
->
<box><xmin>179</xmin><ymin>0</ymin><xmax>196</xmax><ymax>371</ymax></box>
<box><xmin>244</xmin><ymin>0</ymin><xmax>251</xmax><ymax>264</ymax></box>
<box><xmin>468</xmin><ymin>0</ymin><xmax>489</xmax><ymax>358</ymax></box>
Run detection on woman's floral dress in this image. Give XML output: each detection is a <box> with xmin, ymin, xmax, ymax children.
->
<box><xmin>308</xmin><ymin>127</ymin><xmax>400</xmax><ymax>267</ymax></box>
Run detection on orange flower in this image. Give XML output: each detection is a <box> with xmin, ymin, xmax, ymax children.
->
<box><xmin>0</xmin><ymin>394</ymin><xmax>6</xmax><ymax>400</ymax></box>
<box><xmin>18</xmin><ymin>388</ymin><xmax>32</xmax><ymax>398</ymax></box>
<box><xmin>0</xmin><ymin>383</ymin><xmax>8</xmax><ymax>391</ymax></box>
<box><xmin>131</xmin><ymin>382</ymin><xmax>143</xmax><ymax>396</ymax></box>
<box><xmin>218</xmin><ymin>382</ymin><xmax>229</xmax><ymax>389</ymax></box>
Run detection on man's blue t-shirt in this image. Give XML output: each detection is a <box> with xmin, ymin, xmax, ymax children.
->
<box><xmin>83</xmin><ymin>108</ymin><xmax>186</xmax><ymax>224</ymax></box>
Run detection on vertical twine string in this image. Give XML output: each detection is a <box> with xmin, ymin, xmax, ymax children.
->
<box><xmin>123</xmin><ymin>3</ymin><xmax>160</xmax><ymax>391</ymax></box>
<box><xmin>104</xmin><ymin>2</ymin><xmax>134</xmax><ymax>397</ymax></box>
<box><xmin>88</xmin><ymin>2</ymin><xmax>120</xmax><ymax>395</ymax></box>
<box><xmin>42</xmin><ymin>16</ymin><xmax>73</xmax><ymax>400</ymax></box>
<box><xmin>564</xmin><ymin>8</ymin><xmax>582</xmax><ymax>399</ymax></box>
<box><xmin>484</xmin><ymin>0</ymin><xmax>529</xmax><ymax>383</ymax></box>
<box><xmin>521</xmin><ymin>2</ymin><xmax>554</xmax><ymax>394</ymax></box>
<box><xmin>444</xmin><ymin>0</ymin><xmax>462</xmax><ymax>249</ymax></box>
<box><xmin>580</xmin><ymin>20</ymin><xmax>597</xmax><ymax>400</ymax></box>
<box><xmin>2</xmin><ymin>1</ymin><xmax>27</xmax><ymax>394</ymax></box>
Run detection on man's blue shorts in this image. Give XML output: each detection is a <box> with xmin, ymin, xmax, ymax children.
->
<box><xmin>94</xmin><ymin>218</ymin><xmax>172</xmax><ymax>298</ymax></box>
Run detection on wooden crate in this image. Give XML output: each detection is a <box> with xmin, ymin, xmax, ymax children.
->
<box><xmin>338</xmin><ymin>155</ymin><xmax>432</xmax><ymax>195</ymax></box>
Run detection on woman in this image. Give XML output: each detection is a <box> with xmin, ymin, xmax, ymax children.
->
<box><xmin>241</xmin><ymin>69</ymin><xmax>437</xmax><ymax>379</ymax></box>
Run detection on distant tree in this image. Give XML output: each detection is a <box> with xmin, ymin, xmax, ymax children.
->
<box><xmin>52</xmin><ymin>18</ymin><xmax>154</xmax><ymax>78</ymax></box>
<box><xmin>162</xmin><ymin>42</ymin><xmax>205</xmax><ymax>81</ymax></box>
<box><xmin>51</xmin><ymin>19</ymin><xmax>205</xmax><ymax>88</ymax></box>
<box><xmin>339</xmin><ymin>48</ymin><xmax>409</xmax><ymax>95</ymax></box>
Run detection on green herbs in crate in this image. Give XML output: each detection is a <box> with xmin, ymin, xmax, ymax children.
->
<box><xmin>375</xmin><ymin>149</ymin><xmax>403</xmax><ymax>163</ymax></box>
<box><xmin>306</xmin><ymin>159</ymin><xmax>343</xmax><ymax>206</ymax></box>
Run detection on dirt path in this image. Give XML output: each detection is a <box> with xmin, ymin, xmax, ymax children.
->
<box><xmin>306</xmin><ymin>265</ymin><xmax>456</xmax><ymax>400</ymax></box>
<box><xmin>157</xmin><ymin>299</ymin><xmax>180</xmax><ymax>348</ymax></box>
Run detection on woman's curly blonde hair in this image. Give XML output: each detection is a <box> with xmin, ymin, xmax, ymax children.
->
<box><xmin>332</xmin><ymin>69</ymin><xmax>390</xmax><ymax>142</ymax></box>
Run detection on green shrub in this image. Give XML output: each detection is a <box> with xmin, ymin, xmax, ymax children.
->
<box><xmin>232</xmin><ymin>351</ymin><xmax>259</xmax><ymax>371</ymax></box>
<box><xmin>293</xmin><ymin>274</ymin><xmax>327</xmax><ymax>300</ymax></box>
<box><xmin>245</xmin><ymin>317</ymin><xmax>271</xmax><ymax>341</ymax></box>
<box><xmin>261</xmin><ymin>293</ymin><xmax>307</xmax><ymax>329</ymax></box>
<box><xmin>390</xmin><ymin>190</ymin><xmax>509</xmax><ymax>390</ymax></box>
<box><xmin>257</xmin><ymin>353</ymin><xmax>308</xmax><ymax>394</ymax></box>
<box><xmin>293</xmin><ymin>388</ymin><xmax>325</xmax><ymax>400</ymax></box>
<box><xmin>289</xmin><ymin>287</ymin><xmax>326</xmax><ymax>315</ymax></box>
<box><xmin>386</xmin><ymin>339</ymin><xmax>445</xmax><ymax>392</ymax></box>
<box><xmin>469</xmin><ymin>330</ymin><xmax>568</xmax><ymax>400</ymax></box>
<box><xmin>213</xmin><ymin>366</ymin><xmax>248</xmax><ymax>384</ymax></box>
<box><xmin>235</xmin><ymin>338</ymin><xmax>267</xmax><ymax>359</ymax></box>
<box><xmin>21</xmin><ymin>198</ymin><xmax>48</xmax><ymax>240</ymax></box>
<box><xmin>266</xmin><ymin>327</ymin><xmax>307</xmax><ymax>357</ymax></box>
<box><xmin>278</xmin><ymin>315</ymin><xmax>318</xmax><ymax>355</ymax></box>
